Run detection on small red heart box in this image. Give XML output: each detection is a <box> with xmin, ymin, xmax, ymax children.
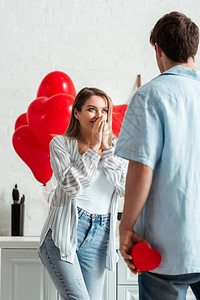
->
<box><xmin>131</xmin><ymin>242</ymin><xmax>161</xmax><ymax>271</ymax></box>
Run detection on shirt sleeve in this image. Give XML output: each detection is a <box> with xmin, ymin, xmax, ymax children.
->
<box><xmin>101</xmin><ymin>139</ymin><xmax>128</xmax><ymax>196</ymax></box>
<box><xmin>114</xmin><ymin>92</ymin><xmax>163</xmax><ymax>169</ymax></box>
<box><xmin>50</xmin><ymin>136</ymin><xmax>101</xmax><ymax>198</ymax></box>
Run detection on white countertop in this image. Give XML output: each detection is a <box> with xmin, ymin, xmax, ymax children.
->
<box><xmin>0</xmin><ymin>236</ymin><xmax>120</xmax><ymax>249</ymax></box>
<box><xmin>0</xmin><ymin>236</ymin><xmax>40</xmax><ymax>248</ymax></box>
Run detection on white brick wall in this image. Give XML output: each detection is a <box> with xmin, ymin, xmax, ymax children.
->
<box><xmin>0</xmin><ymin>0</ymin><xmax>200</xmax><ymax>236</ymax></box>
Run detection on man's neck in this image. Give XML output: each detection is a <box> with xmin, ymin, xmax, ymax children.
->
<box><xmin>164</xmin><ymin>56</ymin><xmax>196</xmax><ymax>71</ymax></box>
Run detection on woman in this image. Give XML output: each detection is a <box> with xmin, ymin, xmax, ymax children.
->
<box><xmin>38</xmin><ymin>87</ymin><xmax>127</xmax><ymax>300</ymax></box>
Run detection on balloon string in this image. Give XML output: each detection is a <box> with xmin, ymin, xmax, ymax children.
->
<box><xmin>43</xmin><ymin>183</ymin><xmax>50</xmax><ymax>211</ymax></box>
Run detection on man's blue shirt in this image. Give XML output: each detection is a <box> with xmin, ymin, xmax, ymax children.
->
<box><xmin>115</xmin><ymin>65</ymin><xmax>200</xmax><ymax>275</ymax></box>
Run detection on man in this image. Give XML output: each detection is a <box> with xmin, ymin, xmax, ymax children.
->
<box><xmin>115</xmin><ymin>11</ymin><xmax>200</xmax><ymax>299</ymax></box>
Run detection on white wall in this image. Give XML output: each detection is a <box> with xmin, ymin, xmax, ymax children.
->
<box><xmin>0</xmin><ymin>0</ymin><xmax>200</xmax><ymax>236</ymax></box>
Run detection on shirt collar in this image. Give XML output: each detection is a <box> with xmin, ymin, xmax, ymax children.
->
<box><xmin>159</xmin><ymin>65</ymin><xmax>200</xmax><ymax>81</ymax></box>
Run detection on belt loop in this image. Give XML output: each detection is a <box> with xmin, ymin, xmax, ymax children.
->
<box><xmin>77</xmin><ymin>207</ymin><xmax>84</xmax><ymax>217</ymax></box>
<box><xmin>101</xmin><ymin>215</ymin><xmax>103</xmax><ymax>226</ymax></box>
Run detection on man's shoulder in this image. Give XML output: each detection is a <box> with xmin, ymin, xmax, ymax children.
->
<box><xmin>138</xmin><ymin>66</ymin><xmax>199</xmax><ymax>98</ymax></box>
<box><xmin>134</xmin><ymin>72</ymin><xmax>182</xmax><ymax>106</ymax></box>
<box><xmin>131</xmin><ymin>75</ymin><xmax>167</xmax><ymax>107</ymax></box>
<box><xmin>138</xmin><ymin>74</ymin><xmax>169</xmax><ymax>95</ymax></box>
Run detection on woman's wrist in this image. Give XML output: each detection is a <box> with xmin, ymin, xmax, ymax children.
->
<box><xmin>101</xmin><ymin>146</ymin><xmax>112</xmax><ymax>151</ymax></box>
<box><xmin>90</xmin><ymin>145</ymin><xmax>100</xmax><ymax>152</ymax></box>
<box><xmin>101</xmin><ymin>143</ymin><xmax>113</xmax><ymax>151</ymax></box>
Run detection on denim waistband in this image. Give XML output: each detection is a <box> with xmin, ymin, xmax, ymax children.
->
<box><xmin>77</xmin><ymin>207</ymin><xmax>110</xmax><ymax>225</ymax></box>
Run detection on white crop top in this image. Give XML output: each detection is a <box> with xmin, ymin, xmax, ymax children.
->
<box><xmin>75</xmin><ymin>167</ymin><xmax>115</xmax><ymax>214</ymax></box>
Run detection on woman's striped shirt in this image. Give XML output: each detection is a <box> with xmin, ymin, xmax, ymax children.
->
<box><xmin>39</xmin><ymin>135</ymin><xmax>127</xmax><ymax>271</ymax></box>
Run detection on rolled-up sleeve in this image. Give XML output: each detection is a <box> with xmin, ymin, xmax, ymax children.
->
<box><xmin>101</xmin><ymin>139</ymin><xmax>128</xmax><ymax>196</ymax></box>
<box><xmin>115</xmin><ymin>92</ymin><xmax>163</xmax><ymax>170</ymax></box>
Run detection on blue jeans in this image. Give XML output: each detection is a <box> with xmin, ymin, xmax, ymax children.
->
<box><xmin>139</xmin><ymin>271</ymin><xmax>200</xmax><ymax>300</ymax></box>
<box><xmin>38</xmin><ymin>207</ymin><xmax>110</xmax><ymax>300</ymax></box>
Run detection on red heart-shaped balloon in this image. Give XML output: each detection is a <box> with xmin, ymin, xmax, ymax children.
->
<box><xmin>15</xmin><ymin>113</ymin><xmax>28</xmax><ymax>130</ymax></box>
<box><xmin>13</xmin><ymin>94</ymin><xmax>74</xmax><ymax>184</ymax></box>
<box><xmin>27</xmin><ymin>94</ymin><xmax>74</xmax><ymax>150</ymax></box>
<box><xmin>112</xmin><ymin>104</ymin><xmax>128</xmax><ymax>137</ymax></box>
<box><xmin>13</xmin><ymin>71</ymin><xmax>76</xmax><ymax>184</ymax></box>
<box><xmin>37</xmin><ymin>71</ymin><xmax>76</xmax><ymax>98</ymax></box>
<box><xmin>131</xmin><ymin>242</ymin><xmax>161</xmax><ymax>271</ymax></box>
<box><xmin>12</xmin><ymin>126</ymin><xmax>53</xmax><ymax>184</ymax></box>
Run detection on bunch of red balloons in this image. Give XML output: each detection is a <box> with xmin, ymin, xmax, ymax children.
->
<box><xmin>12</xmin><ymin>71</ymin><xmax>76</xmax><ymax>184</ymax></box>
<box><xmin>12</xmin><ymin>71</ymin><xmax>128</xmax><ymax>185</ymax></box>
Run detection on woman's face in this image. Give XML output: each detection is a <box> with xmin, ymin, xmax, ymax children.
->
<box><xmin>74</xmin><ymin>95</ymin><xmax>108</xmax><ymax>134</ymax></box>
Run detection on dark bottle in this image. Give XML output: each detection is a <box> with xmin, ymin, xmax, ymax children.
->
<box><xmin>11</xmin><ymin>185</ymin><xmax>25</xmax><ymax>236</ymax></box>
<box><xmin>12</xmin><ymin>184</ymin><xmax>19</xmax><ymax>204</ymax></box>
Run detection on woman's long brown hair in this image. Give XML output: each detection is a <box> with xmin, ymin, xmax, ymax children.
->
<box><xmin>64</xmin><ymin>87</ymin><xmax>113</xmax><ymax>141</ymax></box>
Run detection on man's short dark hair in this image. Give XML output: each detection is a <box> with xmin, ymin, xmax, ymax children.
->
<box><xmin>150</xmin><ymin>11</ymin><xmax>199</xmax><ymax>63</ymax></box>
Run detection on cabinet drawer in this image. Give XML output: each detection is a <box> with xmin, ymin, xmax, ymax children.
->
<box><xmin>117</xmin><ymin>251</ymin><xmax>138</xmax><ymax>284</ymax></box>
<box><xmin>118</xmin><ymin>285</ymin><xmax>139</xmax><ymax>300</ymax></box>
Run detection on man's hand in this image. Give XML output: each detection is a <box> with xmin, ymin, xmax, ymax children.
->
<box><xmin>119</xmin><ymin>228</ymin><xmax>148</xmax><ymax>274</ymax></box>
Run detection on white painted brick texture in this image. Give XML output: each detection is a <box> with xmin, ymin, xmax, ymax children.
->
<box><xmin>0</xmin><ymin>0</ymin><xmax>200</xmax><ymax>236</ymax></box>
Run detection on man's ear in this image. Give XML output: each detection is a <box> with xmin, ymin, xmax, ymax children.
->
<box><xmin>155</xmin><ymin>43</ymin><xmax>163</xmax><ymax>58</ymax></box>
<box><xmin>74</xmin><ymin>108</ymin><xmax>79</xmax><ymax>120</ymax></box>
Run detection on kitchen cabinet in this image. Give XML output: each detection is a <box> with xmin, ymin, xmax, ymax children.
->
<box><xmin>1</xmin><ymin>248</ymin><xmax>57</xmax><ymax>300</ymax></box>
<box><xmin>118</xmin><ymin>286</ymin><xmax>139</xmax><ymax>300</ymax></box>
<box><xmin>0</xmin><ymin>238</ymin><xmax>58</xmax><ymax>300</ymax></box>
<box><xmin>117</xmin><ymin>251</ymin><xmax>139</xmax><ymax>299</ymax></box>
<box><xmin>0</xmin><ymin>237</ymin><xmax>196</xmax><ymax>300</ymax></box>
<box><xmin>0</xmin><ymin>237</ymin><xmax>115</xmax><ymax>300</ymax></box>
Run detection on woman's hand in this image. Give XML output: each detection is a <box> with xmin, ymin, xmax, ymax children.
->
<box><xmin>101</xmin><ymin>121</ymin><xmax>112</xmax><ymax>150</ymax></box>
<box><xmin>90</xmin><ymin>116</ymin><xmax>104</xmax><ymax>152</ymax></box>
